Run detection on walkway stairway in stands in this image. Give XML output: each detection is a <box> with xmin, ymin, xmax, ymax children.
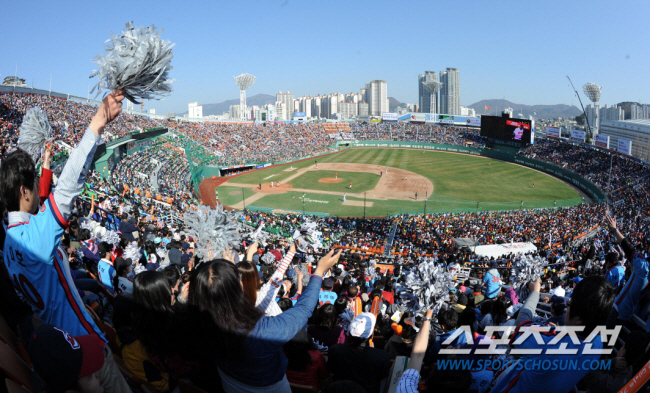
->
<box><xmin>384</xmin><ymin>221</ymin><xmax>398</xmax><ymax>257</ymax></box>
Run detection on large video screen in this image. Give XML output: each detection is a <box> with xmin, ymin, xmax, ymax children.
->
<box><xmin>480</xmin><ymin>116</ymin><xmax>533</xmax><ymax>146</ymax></box>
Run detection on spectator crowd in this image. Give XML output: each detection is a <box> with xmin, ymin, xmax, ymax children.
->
<box><xmin>0</xmin><ymin>91</ymin><xmax>649</xmax><ymax>393</ymax></box>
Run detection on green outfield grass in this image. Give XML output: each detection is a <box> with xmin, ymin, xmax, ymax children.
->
<box><xmin>216</xmin><ymin>148</ymin><xmax>584</xmax><ymax>216</ymax></box>
<box><xmin>287</xmin><ymin>170</ymin><xmax>380</xmax><ymax>193</ymax></box>
<box><xmin>226</xmin><ymin>160</ymin><xmax>315</xmax><ymax>185</ymax></box>
<box><xmin>213</xmin><ymin>186</ymin><xmax>256</xmax><ymax>206</ymax></box>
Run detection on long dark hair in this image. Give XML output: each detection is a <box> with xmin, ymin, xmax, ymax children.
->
<box><xmin>491</xmin><ymin>296</ymin><xmax>509</xmax><ymax>326</ymax></box>
<box><xmin>316</xmin><ymin>304</ymin><xmax>337</xmax><ymax>329</ymax></box>
<box><xmin>189</xmin><ymin>260</ymin><xmax>264</xmax><ymax>357</ymax></box>
<box><xmin>237</xmin><ymin>261</ymin><xmax>260</xmax><ymax>306</ymax></box>
<box><xmin>132</xmin><ymin>271</ymin><xmax>175</xmax><ymax>359</ymax></box>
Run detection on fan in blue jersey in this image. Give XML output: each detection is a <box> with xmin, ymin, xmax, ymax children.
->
<box><xmin>97</xmin><ymin>242</ymin><xmax>116</xmax><ymax>293</ymax></box>
<box><xmin>483</xmin><ymin>260</ymin><xmax>502</xmax><ymax>299</ymax></box>
<box><xmin>490</xmin><ymin>277</ymin><xmax>616</xmax><ymax>393</ymax></box>
<box><xmin>604</xmin><ymin>251</ymin><xmax>625</xmax><ymax>291</ymax></box>
<box><xmin>0</xmin><ymin>91</ymin><xmax>131</xmax><ymax>392</ymax></box>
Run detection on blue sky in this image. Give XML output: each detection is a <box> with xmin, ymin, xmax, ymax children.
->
<box><xmin>1</xmin><ymin>0</ymin><xmax>648</xmax><ymax>114</ymax></box>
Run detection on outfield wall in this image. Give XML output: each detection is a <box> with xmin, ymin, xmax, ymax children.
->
<box><xmin>337</xmin><ymin>140</ymin><xmax>608</xmax><ymax>203</ymax></box>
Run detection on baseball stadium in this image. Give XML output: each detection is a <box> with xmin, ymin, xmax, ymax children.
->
<box><xmin>3</xmin><ymin>8</ymin><xmax>650</xmax><ymax>393</ymax></box>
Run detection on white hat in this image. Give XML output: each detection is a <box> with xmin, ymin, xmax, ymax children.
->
<box><xmin>350</xmin><ymin>312</ymin><xmax>376</xmax><ymax>339</ymax></box>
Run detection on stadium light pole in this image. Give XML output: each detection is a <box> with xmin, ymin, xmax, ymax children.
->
<box><xmin>234</xmin><ymin>73</ymin><xmax>256</xmax><ymax>121</ymax></box>
<box><xmin>364</xmin><ymin>192</ymin><xmax>366</xmax><ymax>218</ymax></box>
<box><xmin>422</xmin><ymin>80</ymin><xmax>442</xmax><ymax>119</ymax></box>
<box><xmin>424</xmin><ymin>197</ymin><xmax>427</xmax><ymax>216</ymax></box>
<box><xmin>583</xmin><ymin>82</ymin><xmax>602</xmax><ymax>137</ymax></box>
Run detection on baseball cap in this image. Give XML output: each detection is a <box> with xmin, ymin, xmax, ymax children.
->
<box><xmin>323</xmin><ymin>277</ymin><xmax>334</xmax><ymax>290</ymax></box>
<box><xmin>114</xmin><ymin>257</ymin><xmax>132</xmax><ymax>273</ymax></box>
<box><xmin>28</xmin><ymin>324</ymin><xmax>105</xmax><ymax>392</ymax></box>
<box><xmin>350</xmin><ymin>312</ymin><xmax>377</xmax><ymax>339</ymax></box>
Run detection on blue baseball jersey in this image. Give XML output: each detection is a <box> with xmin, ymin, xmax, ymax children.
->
<box><xmin>4</xmin><ymin>196</ymin><xmax>105</xmax><ymax>341</ymax></box>
<box><xmin>318</xmin><ymin>290</ymin><xmax>338</xmax><ymax>306</ymax></box>
<box><xmin>483</xmin><ymin>269</ymin><xmax>501</xmax><ymax>298</ymax></box>
<box><xmin>97</xmin><ymin>259</ymin><xmax>116</xmax><ymax>293</ymax></box>
<box><xmin>605</xmin><ymin>265</ymin><xmax>625</xmax><ymax>289</ymax></box>
<box><xmin>490</xmin><ymin>320</ymin><xmax>604</xmax><ymax>393</ymax></box>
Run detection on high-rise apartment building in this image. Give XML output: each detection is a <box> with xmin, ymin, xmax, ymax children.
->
<box><xmin>366</xmin><ymin>80</ymin><xmax>388</xmax><ymax>116</ymax></box>
<box><xmin>418</xmin><ymin>71</ymin><xmax>438</xmax><ymax>113</ymax></box>
<box><xmin>630</xmin><ymin>104</ymin><xmax>650</xmax><ymax>120</ymax></box>
<box><xmin>188</xmin><ymin>102</ymin><xmax>202</xmax><ymax>118</ymax></box>
<box><xmin>440</xmin><ymin>68</ymin><xmax>460</xmax><ymax>115</ymax></box>
<box><xmin>276</xmin><ymin>91</ymin><xmax>294</xmax><ymax>120</ymax></box>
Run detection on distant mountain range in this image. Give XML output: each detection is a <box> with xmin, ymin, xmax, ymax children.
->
<box><xmin>467</xmin><ymin>99</ymin><xmax>581</xmax><ymax>120</ymax></box>
<box><xmin>182</xmin><ymin>95</ymin><xmax>582</xmax><ymax>120</ymax></box>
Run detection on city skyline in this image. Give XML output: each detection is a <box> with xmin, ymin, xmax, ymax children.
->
<box><xmin>1</xmin><ymin>0</ymin><xmax>648</xmax><ymax>115</ymax></box>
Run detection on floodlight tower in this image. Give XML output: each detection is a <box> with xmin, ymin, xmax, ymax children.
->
<box><xmin>583</xmin><ymin>82</ymin><xmax>602</xmax><ymax>135</ymax></box>
<box><xmin>234</xmin><ymin>73</ymin><xmax>256</xmax><ymax>121</ymax></box>
<box><xmin>422</xmin><ymin>80</ymin><xmax>442</xmax><ymax>117</ymax></box>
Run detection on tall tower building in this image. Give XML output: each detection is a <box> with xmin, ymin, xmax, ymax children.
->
<box><xmin>366</xmin><ymin>80</ymin><xmax>388</xmax><ymax>116</ymax></box>
<box><xmin>418</xmin><ymin>71</ymin><xmax>439</xmax><ymax>113</ymax></box>
<box><xmin>440</xmin><ymin>68</ymin><xmax>460</xmax><ymax>115</ymax></box>
<box><xmin>276</xmin><ymin>91</ymin><xmax>294</xmax><ymax>120</ymax></box>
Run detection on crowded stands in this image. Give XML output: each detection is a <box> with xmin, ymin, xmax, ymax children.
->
<box><xmin>0</xmin><ymin>90</ymin><xmax>649</xmax><ymax>393</ymax></box>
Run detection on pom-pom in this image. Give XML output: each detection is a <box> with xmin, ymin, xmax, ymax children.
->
<box><xmin>261</xmin><ymin>252</ymin><xmax>276</xmax><ymax>265</ymax></box>
<box><xmin>510</xmin><ymin>255</ymin><xmax>546</xmax><ymax>300</ymax></box>
<box><xmin>182</xmin><ymin>205</ymin><xmax>240</xmax><ymax>260</ymax></box>
<box><xmin>18</xmin><ymin>107</ymin><xmax>52</xmax><ymax>164</ymax></box>
<box><xmin>339</xmin><ymin>309</ymin><xmax>355</xmax><ymax>334</ymax></box>
<box><xmin>90</xmin><ymin>22</ymin><xmax>176</xmax><ymax>104</ymax></box>
<box><xmin>123</xmin><ymin>241</ymin><xmax>141</xmax><ymax>263</ymax></box>
<box><xmin>292</xmin><ymin>222</ymin><xmax>323</xmax><ymax>253</ymax></box>
<box><xmin>101</xmin><ymin>230</ymin><xmax>120</xmax><ymax>248</ymax></box>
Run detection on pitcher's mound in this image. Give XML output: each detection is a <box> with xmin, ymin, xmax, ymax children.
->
<box><xmin>259</xmin><ymin>183</ymin><xmax>292</xmax><ymax>193</ymax></box>
<box><xmin>319</xmin><ymin>178</ymin><xmax>342</xmax><ymax>183</ymax></box>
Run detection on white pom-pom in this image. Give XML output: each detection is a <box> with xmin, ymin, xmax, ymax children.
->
<box><xmin>123</xmin><ymin>241</ymin><xmax>141</xmax><ymax>263</ymax></box>
<box><xmin>511</xmin><ymin>255</ymin><xmax>546</xmax><ymax>300</ymax></box>
<box><xmin>18</xmin><ymin>107</ymin><xmax>52</xmax><ymax>164</ymax></box>
<box><xmin>182</xmin><ymin>205</ymin><xmax>240</xmax><ymax>260</ymax></box>
<box><xmin>90</xmin><ymin>22</ymin><xmax>176</xmax><ymax>104</ymax></box>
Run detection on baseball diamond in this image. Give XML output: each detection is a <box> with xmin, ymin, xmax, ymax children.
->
<box><xmin>202</xmin><ymin>147</ymin><xmax>582</xmax><ymax>216</ymax></box>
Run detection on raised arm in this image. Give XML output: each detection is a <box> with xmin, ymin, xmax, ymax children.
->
<box><xmin>53</xmin><ymin>91</ymin><xmax>124</xmax><ymax>222</ymax></box>
<box><xmin>257</xmin><ymin>242</ymin><xmax>296</xmax><ymax>312</ymax></box>
<box><xmin>516</xmin><ymin>281</ymin><xmax>540</xmax><ymax>326</ymax></box>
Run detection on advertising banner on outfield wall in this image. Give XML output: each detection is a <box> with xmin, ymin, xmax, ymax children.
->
<box><xmin>382</xmin><ymin>112</ymin><xmax>398</xmax><ymax>122</ymax></box>
<box><xmin>617</xmin><ymin>138</ymin><xmax>633</xmax><ymax>155</ymax></box>
<box><xmin>570</xmin><ymin>129</ymin><xmax>586</xmax><ymax>143</ymax></box>
<box><xmin>439</xmin><ymin>115</ymin><xmax>455</xmax><ymax>124</ymax></box>
<box><xmin>466</xmin><ymin>117</ymin><xmax>481</xmax><ymax>127</ymax></box>
<box><xmin>545</xmin><ymin>126</ymin><xmax>561</xmax><ymax>137</ymax></box>
<box><xmin>410</xmin><ymin>113</ymin><xmax>426</xmax><ymax>123</ymax></box>
<box><xmin>594</xmin><ymin>134</ymin><xmax>610</xmax><ymax>148</ymax></box>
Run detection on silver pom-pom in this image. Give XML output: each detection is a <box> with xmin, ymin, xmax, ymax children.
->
<box><xmin>292</xmin><ymin>222</ymin><xmax>323</xmax><ymax>253</ymax></box>
<box><xmin>18</xmin><ymin>107</ymin><xmax>52</xmax><ymax>164</ymax></box>
<box><xmin>182</xmin><ymin>205</ymin><xmax>240</xmax><ymax>260</ymax></box>
<box><xmin>101</xmin><ymin>230</ymin><xmax>120</xmax><ymax>248</ymax></box>
<box><xmin>510</xmin><ymin>255</ymin><xmax>546</xmax><ymax>300</ymax></box>
<box><xmin>261</xmin><ymin>252</ymin><xmax>276</xmax><ymax>265</ymax></box>
<box><xmin>90</xmin><ymin>22</ymin><xmax>176</xmax><ymax>104</ymax></box>
<box><xmin>123</xmin><ymin>241</ymin><xmax>141</xmax><ymax>264</ymax></box>
<box><xmin>247</xmin><ymin>222</ymin><xmax>270</xmax><ymax>247</ymax></box>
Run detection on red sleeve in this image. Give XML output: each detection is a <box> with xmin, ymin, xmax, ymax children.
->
<box><xmin>39</xmin><ymin>168</ymin><xmax>53</xmax><ymax>205</ymax></box>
